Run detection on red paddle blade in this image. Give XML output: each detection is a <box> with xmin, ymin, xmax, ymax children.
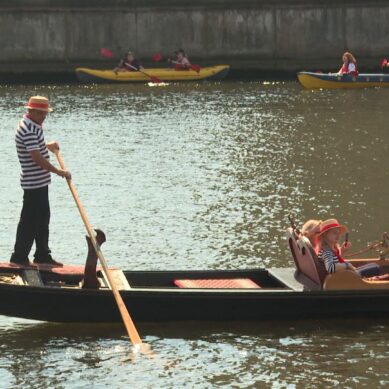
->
<box><xmin>150</xmin><ymin>75</ymin><xmax>162</xmax><ymax>83</ymax></box>
<box><xmin>152</xmin><ymin>53</ymin><xmax>163</xmax><ymax>62</ymax></box>
<box><xmin>191</xmin><ymin>64</ymin><xmax>201</xmax><ymax>73</ymax></box>
<box><xmin>100</xmin><ymin>48</ymin><xmax>114</xmax><ymax>58</ymax></box>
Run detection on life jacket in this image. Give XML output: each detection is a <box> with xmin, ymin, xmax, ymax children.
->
<box><xmin>174</xmin><ymin>57</ymin><xmax>191</xmax><ymax>71</ymax></box>
<box><xmin>174</xmin><ymin>63</ymin><xmax>187</xmax><ymax>71</ymax></box>
<box><xmin>341</xmin><ymin>62</ymin><xmax>359</xmax><ymax>76</ymax></box>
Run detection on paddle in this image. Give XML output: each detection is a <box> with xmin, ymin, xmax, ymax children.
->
<box><xmin>100</xmin><ymin>48</ymin><xmax>163</xmax><ymax>84</ymax></box>
<box><xmin>55</xmin><ymin>150</ymin><xmax>148</xmax><ymax>353</ymax></box>
<box><xmin>126</xmin><ymin>63</ymin><xmax>163</xmax><ymax>84</ymax></box>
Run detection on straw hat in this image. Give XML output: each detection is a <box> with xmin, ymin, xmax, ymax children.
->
<box><xmin>25</xmin><ymin>96</ymin><xmax>53</xmax><ymax>112</ymax></box>
<box><xmin>319</xmin><ymin>219</ymin><xmax>348</xmax><ymax>236</ymax></box>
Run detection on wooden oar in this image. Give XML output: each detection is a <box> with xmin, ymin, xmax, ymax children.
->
<box><xmin>54</xmin><ymin>150</ymin><xmax>146</xmax><ymax>352</ymax></box>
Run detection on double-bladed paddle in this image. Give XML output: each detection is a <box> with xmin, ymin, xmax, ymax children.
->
<box><xmin>55</xmin><ymin>150</ymin><xmax>150</xmax><ymax>354</ymax></box>
<box><xmin>100</xmin><ymin>48</ymin><xmax>163</xmax><ymax>84</ymax></box>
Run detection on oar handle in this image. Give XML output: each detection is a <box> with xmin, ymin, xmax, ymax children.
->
<box><xmin>55</xmin><ymin>150</ymin><xmax>143</xmax><ymax>347</ymax></box>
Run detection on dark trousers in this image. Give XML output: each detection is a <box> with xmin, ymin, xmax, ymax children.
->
<box><xmin>11</xmin><ymin>186</ymin><xmax>51</xmax><ymax>262</ymax></box>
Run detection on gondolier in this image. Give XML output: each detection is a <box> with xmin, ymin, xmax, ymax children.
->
<box><xmin>10</xmin><ymin>96</ymin><xmax>71</xmax><ymax>266</ymax></box>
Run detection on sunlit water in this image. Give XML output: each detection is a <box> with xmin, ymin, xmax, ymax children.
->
<box><xmin>0</xmin><ymin>81</ymin><xmax>389</xmax><ymax>387</ymax></box>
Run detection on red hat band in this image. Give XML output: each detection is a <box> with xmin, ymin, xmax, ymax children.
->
<box><xmin>320</xmin><ymin>223</ymin><xmax>341</xmax><ymax>234</ymax></box>
<box><xmin>28</xmin><ymin>102</ymin><xmax>49</xmax><ymax>109</ymax></box>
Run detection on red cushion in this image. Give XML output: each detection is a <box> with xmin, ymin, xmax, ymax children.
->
<box><xmin>174</xmin><ymin>278</ymin><xmax>260</xmax><ymax>289</ymax></box>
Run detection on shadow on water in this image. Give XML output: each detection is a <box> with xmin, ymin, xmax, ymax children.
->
<box><xmin>2</xmin><ymin>316</ymin><xmax>389</xmax><ymax>343</ymax></box>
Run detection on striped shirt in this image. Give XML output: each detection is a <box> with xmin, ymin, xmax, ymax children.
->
<box><xmin>318</xmin><ymin>247</ymin><xmax>343</xmax><ymax>274</ymax></box>
<box><xmin>15</xmin><ymin>115</ymin><xmax>51</xmax><ymax>189</ymax></box>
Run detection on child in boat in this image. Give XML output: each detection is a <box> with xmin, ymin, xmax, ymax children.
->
<box><xmin>301</xmin><ymin>219</ymin><xmax>322</xmax><ymax>254</ymax></box>
<box><xmin>169</xmin><ymin>49</ymin><xmax>191</xmax><ymax>70</ymax></box>
<box><xmin>337</xmin><ymin>52</ymin><xmax>359</xmax><ymax>76</ymax></box>
<box><xmin>318</xmin><ymin>219</ymin><xmax>380</xmax><ymax>277</ymax></box>
<box><xmin>114</xmin><ymin>51</ymin><xmax>143</xmax><ymax>72</ymax></box>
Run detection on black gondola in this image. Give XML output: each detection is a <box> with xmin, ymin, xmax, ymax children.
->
<box><xmin>1</xmin><ymin>229</ymin><xmax>389</xmax><ymax>323</ymax></box>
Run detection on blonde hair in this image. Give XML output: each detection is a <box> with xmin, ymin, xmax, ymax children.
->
<box><xmin>301</xmin><ymin>219</ymin><xmax>322</xmax><ymax>237</ymax></box>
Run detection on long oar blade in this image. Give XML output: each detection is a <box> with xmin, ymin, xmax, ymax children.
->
<box><xmin>54</xmin><ymin>150</ymin><xmax>144</xmax><ymax>349</ymax></box>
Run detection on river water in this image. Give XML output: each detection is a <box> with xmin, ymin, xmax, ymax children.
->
<box><xmin>0</xmin><ymin>81</ymin><xmax>388</xmax><ymax>388</ymax></box>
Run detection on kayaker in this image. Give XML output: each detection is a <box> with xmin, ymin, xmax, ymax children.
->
<box><xmin>337</xmin><ymin>52</ymin><xmax>359</xmax><ymax>76</ymax></box>
<box><xmin>169</xmin><ymin>49</ymin><xmax>191</xmax><ymax>70</ymax></box>
<box><xmin>301</xmin><ymin>219</ymin><xmax>322</xmax><ymax>253</ymax></box>
<box><xmin>381</xmin><ymin>58</ymin><xmax>389</xmax><ymax>74</ymax></box>
<box><xmin>318</xmin><ymin>219</ymin><xmax>380</xmax><ymax>277</ymax></box>
<box><xmin>114</xmin><ymin>51</ymin><xmax>143</xmax><ymax>72</ymax></box>
<box><xmin>10</xmin><ymin>96</ymin><xmax>71</xmax><ymax>266</ymax></box>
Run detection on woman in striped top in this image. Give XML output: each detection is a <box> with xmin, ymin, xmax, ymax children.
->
<box><xmin>318</xmin><ymin>219</ymin><xmax>381</xmax><ymax>278</ymax></box>
<box><xmin>10</xmin><ymin>96</ymin><xmax>71</xmax><ymax>266</ymax></box>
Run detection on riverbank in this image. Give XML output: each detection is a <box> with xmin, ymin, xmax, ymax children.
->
<box><xmin>1</xmin><ymin>0</ymin><xmax>389</xmax><ymax>80</ymax></box>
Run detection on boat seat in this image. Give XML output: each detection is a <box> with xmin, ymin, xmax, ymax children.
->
<box><xmin>286</xmin><ymin>227</ymin><xmax>327</xmax><ymax>289</ymax></box>
<box><xmin>324</xmin><ymin>270</ymin><xmax>389</xmax><ymax>290</ymax></box>
<box><xmin>105</xmin><ymin>269</ymin><xmax>131</xmax><ymax>290</ymax></box>
<box><xmin>174</xmin><ymin>278</ymin><xmax>261</xmax><ymax>289</ymax></box>
<box><xmin>287</xmin><ymin>228</ymin><xmax>389</xmax><ymax>291</ymax></box>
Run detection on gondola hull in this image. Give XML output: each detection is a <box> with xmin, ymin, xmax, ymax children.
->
<box><xmin>1</xmin><ymin>266</ymin><xmax>389</xmax><ymax>322</ymax></box>
<box><xmin>298</xmin><ymin>71</ymin><xmax>389</xmax><ymax>89</ymax></box>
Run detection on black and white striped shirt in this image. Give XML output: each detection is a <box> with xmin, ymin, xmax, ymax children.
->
<box><xmin>318</xmin><ymin>247</ymin><xmax>341</xmax><ymax>274</ymax></box>
<box><xmin>15</xmin><ymin>115</ymin><xmax>51</xmax><ymax>190</ymax></box>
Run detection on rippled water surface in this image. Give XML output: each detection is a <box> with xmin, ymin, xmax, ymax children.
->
<box><xmin>1</xmin><ymin>81</ymin><xmax>389</xmax><ymax>387</ymax></box>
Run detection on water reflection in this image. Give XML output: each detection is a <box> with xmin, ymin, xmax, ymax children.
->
<box><xmin>1</xmin><ymin>82</ymin><xmax>389</xmax><ymax>387</ymax></box>
<box><xmin>1</xmin><ymin>317</ymin><xmax>389</xmax><ymax>388</ymax></box>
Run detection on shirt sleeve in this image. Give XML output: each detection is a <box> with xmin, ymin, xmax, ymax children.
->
<box><xmin>23</xmin><ymin>131</ymin><xmax>40</xmax><ymax>152</ymax></box>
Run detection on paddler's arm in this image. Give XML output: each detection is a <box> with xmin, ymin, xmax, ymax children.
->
<box><xmin>29</xmin><ymin>149</ymin><xmax>71</xmax><ymax>179</ymax></box>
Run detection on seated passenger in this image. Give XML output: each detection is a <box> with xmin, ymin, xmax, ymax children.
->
<box><xmin>337</xmin><ymin>52</ymin><xmax>359</xmax><ymax>76</ymax></box>
<box><xmin>318</xmin><ymin>219</ymin><xmax>380</xmax><ymax>278</ymax></box>
<box><xmin>381</xmin><ymin>58</ymin><xmax>389</xmax><ymax>74</ymax></box>
<box><xmin>301</xmin><ymin>219</ymin><xmax>322</xmax><ymax>254</ymax></box>
<box><xmin>114</xmin><ymin>51</ymin><xmax>143</xmax><ymax>72</ymax></box>
<box><xmin>169</xmin><ymin>49</ymin><xmax>191</xmax><ymax>70</ymax></box>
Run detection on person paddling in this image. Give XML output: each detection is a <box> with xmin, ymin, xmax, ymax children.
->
<box><xmin>10</xmin><ymin>96</ymin><xmax>71</xmax><ymax>266</ymax></box>
<box><xmin>337</xmin><ymin>52</ymin><xmax>359</xmax><ymax>76</ymax></box>
<box><xmin>169</xmin><ymin>49</ymin><xmax>191</xmax><ymax>70</ymax></box>
<box><xmin>114</xmin><ymin>51</ymin><xmax>143</xmax><ymax>72</ymax></box>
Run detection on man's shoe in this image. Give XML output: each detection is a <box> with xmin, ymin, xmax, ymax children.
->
<box><xmin>34</xmin><ymin>255</ymin><xmax>63</xmax><ymax>267</ymax></box>
<box><xmin>10</xmin><ymin>256</ymin><xmax>31</xmax><ymax>266</ymax></box>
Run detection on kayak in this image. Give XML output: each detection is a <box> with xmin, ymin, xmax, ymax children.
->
<box><xmin>298</xmin><ymin>71</ymin><xmax>389</xmax><ymax>89</ymax></box>
<box><xmin>75</xmin><ymin>65</ymin><xmax>230</xmax><ymax>83</ymax></box>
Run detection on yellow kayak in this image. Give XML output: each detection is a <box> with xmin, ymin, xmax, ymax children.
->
<box><xmin>298</xmin><ymin>71</ymin><xmax>389</xmax><ymax>89</ymax></box>
<box><xmin>76</xmin><ymin>65</ymin><xmax>230</xmax><ymax>83</ymax></box>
